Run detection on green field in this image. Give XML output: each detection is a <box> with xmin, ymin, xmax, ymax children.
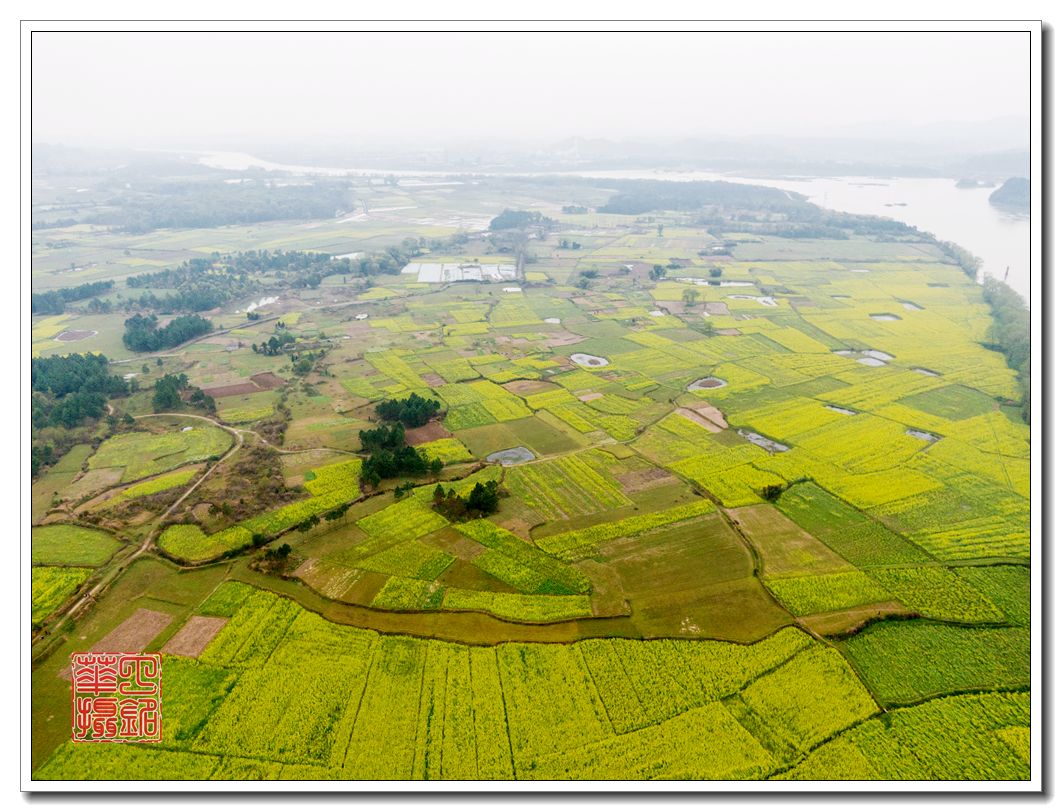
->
<box><xmin>29</xmin><ymin>170</ymin><xmax>1031</xmax><ymax>781</ymax></box>
<box><xmin>31</xmin><ymin>524</ymin><xmax>122</xmax><ymax>567</ymax></box>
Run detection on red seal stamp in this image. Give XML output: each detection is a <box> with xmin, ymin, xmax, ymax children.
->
<box><xmin>70</xmin><ymin>652</ymin><xmax>162</xmax><ymax>742</ymax></box>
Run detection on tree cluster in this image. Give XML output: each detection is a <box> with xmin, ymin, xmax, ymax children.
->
<box><xmin>31</xmin><ymin>353</ymin><xmax>130</xmax><ymax>475</ymax></box>
<box><xmin>151</xmin><ymin>372</ymin><xmax>215</xmax><ymax>413</ymax></box>
<box><xmin>123</xmin><ymin>313</ymin><xmax>213</xmax><ymax>353</ymax></box>
<box><xmin>375</xmin><ymin>392</ymin><xmax>441</xmax><ymax>428</ymax></box>
<box><xmin>31</xmin><ymin>353</ymin><xmax>129</xmax><ymax>432</ymax></box>
<box><xmin>431</xmin><ymin>480</ymin><xmax>502</xmax><ymax>521</ymax></box>
<box><xmin>252</xmin><ymin>330</ymin><xmax>297</xmax><ymax>356</ymax></box>
<box><xmin>358</xmin><ymin>422</ymin><xmax>442</xmax><ymax>487</ymax></box>
<box><xmin>89</xmin><ymin>179</ymin><xmax>354</xmax><ymax>234</ymax></box>
<box><xmin>982</xmin><ymin>278</ymin><xmax>1031</xmax><ymax>422</ymax></box>
<box><xmin>31</xmin><ymin>281</ymin><xmax>114</xmax><ymax>315</ymax></box>
<box><xmin>488</xmin><ymin>209</ymin><xmax>553</xmax><ymax>231</ymax></box>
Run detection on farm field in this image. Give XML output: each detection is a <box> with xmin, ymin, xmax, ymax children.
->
<box><xmin>29</xmin><ymin>170</ymin><xmax>1032</xmax><ymax>782</ymax></box>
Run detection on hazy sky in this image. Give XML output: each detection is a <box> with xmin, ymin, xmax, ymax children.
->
<box><xmin>32</xmin><ymin>30</ymin><xmax>1031</xmax><ymax>148</ymax></box>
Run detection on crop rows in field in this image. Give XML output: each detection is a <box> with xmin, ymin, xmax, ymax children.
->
<box><xmin>159</xmin><ymin>524</ymin><xmax>254</xmax><ymax>563</ymax></box>
<box><xmin>536</xmin><ymin>499</ymin><xmax>716</xmax><ymax>559</ymax></box>
<box><xmin>777</xmin><ymin>691</ymin><xmax>1030</xmax><ymax>780</ymax></box>
<box><xmin>414</xmin><ymin>437</ymin><xmax>473</xmax><ymax>464</ymax></box>
<box><xmin>840</xmin><ymin>620</ymin><xmax>1030</xmax><ymax>707</ymax></box>
<box><xmin>31</xmin><ymin>566</ymin><xmax>92</xmax><ymax>624</ymax></box>
<box><xmin>775</xmin><ymin>482</ymin><xmax>930</xmax><ymax>567</ymax></box>
<box><xmin>302</xmin><ymin>458</ymin><xmax>362</xmax><ymax>496</ymax></box>
<box><xmin>44</xmin><ymin>588</ymin><xmax>982</xmax><ymax>780</ymax></box>
<box><xmin>868</xmin><ymin>566</ymin><xmax>1004</xmax><ymax>623</ymax></box>
<box><xmin>159</xmin><ymin>458</ymin><xmax>362</xmax><ymax>562</ymax></box>
<box><xmin>456</xmin><ymin>519</ymin><xmax>591</xmax><ymax>594</ymax></box>
<box><xmin>764</xmin><ymin>570</ymin><xmax>892</xmax><ymax>617</ymax></box>
<box><xmin>356</xmin><ymin>497</ymin><xmax>449</xmax><ymax>547</ymax></box>
<box><xmin>505</xmin><ymin>454</ymin><xmax>631</xmax><ymax>521</ymax></box>
<box><xmin>547</xmin><ymin>401</ymin><xmax>640</xmax><ymax>441</ymax></box>
<box><xmin>117</xmin><ymin>468</ymin><xmax>198</xmax><ymax>500</ymax></box>
<box><xmin>31</xmin><ymin>524</ymin><xmax>121</xmax><ymax>567</ymax></box>
<box><xmin>88</xmin><ymin>426</ymin><xmax>232</xmax><ymax>483</ymax></box>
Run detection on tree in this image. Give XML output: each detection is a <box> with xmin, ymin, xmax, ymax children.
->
<box><xmin>466</xmin><ymin>480</ymin><xmax>500</xmax><ymax>514</ymax></box>
<box><xmin>650</xmin><ymin>264</ymin><xmax>666</xmax><ymax>280</ymax></box>
<box><xmin>682</xmin><ymin>288</ymin><xmax>700</xmax><ymax>308</ymax></box>
<box><xmin>708</xmin><ymin>266</ymin><xmax>723</xmax><ymax>278</ymax></box>
<box><xmin>657</xmin><ymin>224</ymin><xmax>664</xmax><ymax>237</ymax></box>
<box><xmin>761</xmin><ymin>484</ymin><xmax>785</xmax><ymax>502</ymax></box>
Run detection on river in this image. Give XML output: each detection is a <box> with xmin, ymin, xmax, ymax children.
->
<box><xmin>197</xmin><ymin>151</ymin><xmax>1032</xmax><ymax>303</ymax></box>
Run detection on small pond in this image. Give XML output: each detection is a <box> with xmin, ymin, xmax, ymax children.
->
<box><xmin>570</xmin><ymin>353</ymin><xmax>609</xmax><ymax>367</ymax></box>
<box><xmin>911</xmin><ymin>368</ymin><xmax>940</xmax><ymax>377</ymax></box>
<box><xmin>739</xmin><ymin>429</ymin><xmax>789</xmax><ymax>453</ymax></box>
<box><xmin>486</xmin><ymin>447</ymin><xmax>535</xmax><ymax>465</ymax></box>
<box><xmin>825</xmin><ymin>405</ymin><xmax>857</xmax><ymax>415</ymax></box>
<box><xmin>870</xmin><ymin>313</ymin><xmax>901</xmax><ymax>322</ymax></box>
<box><xmin>727</xmin><ymin>294</ymin><xmax>778</xmax><ymax>307</ymax></box>
<box><xmin>688</xmin><ymin>376</ymin><xmax>728</xmax><ymax>391</ymax></box>
<box><xmin>906</xmin><ymin>429</ymin><xmax>940</xmax><ymax>443</ymax></box>
<box><xmin>901</xmin><ymin>301</ymin><xmax>924</xmax><ymax>311</ymax></box>
<box><xmin>835</xmin><ymin>349</ymin><xmax>891</xmax><ymax>366</ymax></box>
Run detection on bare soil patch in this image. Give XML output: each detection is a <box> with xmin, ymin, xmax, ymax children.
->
<box><xmin>203</xmin><ymin>381</ymin><xmax>261</xmax><ymax>398</ymax></box>
<box><xmin>675</xmin><ymin>407</ymin><xmax>723</xmax><ymax>433</ymax></box>
<box><xmin>425</xmin><ymin>532</ymin><xmax>486</xmax><ymax>562</ymax></box>
<box><xmin>404</xmin><ymin>420</ymin><xmax>452</xmax><ymax>445</ymax></box>
<box><xmin>503</xmin><ymin>379</ymin><xmax>557</xmax><ymax>396</ymax></box>
<box><xmin>714</xmin><ymin>328</ymin><xmax>741</xmax><ymax>336</ymax></box>
<box><xmin>421</xmin><ymin>372</ymin><xmax>447</xmax><ymax>387</ymax></box>
<box><xmin>59</xmin><ymin>608</ymin><xmax>173</xmax><ymax>680</ymax></box>
<box><xmin>578</xmin><ymin>392</ymin><xmax>603</xmax><ymax>403</ymax></box>
<box><xmin>693</xmin><ymin>403</ymin><xmax>729</xmax><ymax>428</ymax></box>
<box><xmin>800</xmin><ymin>601</ymin><xmax>912</xmax><ymax>637</ymax></box>
<box><xmin>542</xmin><ymin>331</ymin><xmax>586</xmax><ymax>348</ymax></box>
<box><xmin>161</xmin><ymin>615</ymin><xmax>229</xmax><ymax>657</ymax></box>
<box><xmin>250</xmin><ymin>372</ymin><xmax>286</xmax><ymax>390</ymax></box>
<box><xmin>55</xmin><ymin>330</ymin><xmax>98</xmax><ymax>342</ymax></box>
<box><xmin>617</xmin><ymin>467</ymin><xmax>678</xmax><ymax>494</ymax></box>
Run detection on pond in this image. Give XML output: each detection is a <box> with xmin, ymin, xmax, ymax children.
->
<box><xmin>870</xmin><ymin>313</ymin><xmax>902</xmax><ymax>322</ymax></box>
<box><xmin>688</xmin><ymin>376</ymin><xmax>728</xmax><ymax>391</ymax></box>
<box><xmin>739</xmin><ymin>429</ymin><xmax>789</xmax><ymax>453</ymax></box>
<box><xmin>911</xmin><ymin>368</ymin><xmax>940</xmax><ymax>377</ymax></box>
<box><xmin>570</xmin><ymin>353</ymin><xmax>609</xmax><ymax>367</ymax></box>
<box><xmin>825</xmin><ymin>404</ymin><xmax>857</xmax><ymax>415</ymax></box>
<box><xmin>901</xmin><ymin>301</ymin><xmax>924</xmax><ymax>311</ymax></box>
<box><xmin>906</xmin><ymin>429</ymin><xmax>940</xmax><ymax>443</ymax></box>
<box><xmin>543</xmin><ymin>317</ymin><xmax>561</xmax><ymax>324</ymax></box>
<box><xmin>727</xmin><ymin>294</ymin><xmax>778</xmax><ymax>307</ymax></box>
<box><xmin>834</xmin><ymin>349</ymin><xmax>891</xmax><ymax>366</ymax></box>
<box><xmin>486</xmin><ymin>447</ymin><xmax>535</xmax><ymax>465</ymax></box>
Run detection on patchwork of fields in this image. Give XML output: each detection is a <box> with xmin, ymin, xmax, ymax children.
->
<box><xmin>30</xmin><ymin>175</ymin><xmax>1032</xmax><ymax>781</ymax></box>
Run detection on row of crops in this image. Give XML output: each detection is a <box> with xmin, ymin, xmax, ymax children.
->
<box><xmin>33</xmin><ymin>584</ymin><xmax>1030</xmax><ymax>780</ymax></box>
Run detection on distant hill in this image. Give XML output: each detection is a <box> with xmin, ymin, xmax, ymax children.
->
<box><xmin>989</xmin><ymin>177</ymin><xmax>1031</xmax><ymax>212</ymax></box>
